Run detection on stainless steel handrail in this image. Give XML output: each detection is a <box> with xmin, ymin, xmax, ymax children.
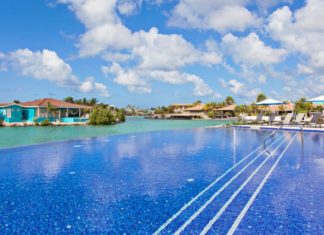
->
<box><xmin>263</xmin><ymin>125</ymin><xmax>304</xmax><ymax>155</ymax></box>
<box><xmin>263</xmin><ymin>126</ymin><xmax>282</xmax><ymax>153</ymax></box>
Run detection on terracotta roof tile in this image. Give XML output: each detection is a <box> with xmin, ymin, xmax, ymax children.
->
<box><xmin>21</xmin><ymin>98</ymin><xmax>93</xmax><ymax>109</ymax></box>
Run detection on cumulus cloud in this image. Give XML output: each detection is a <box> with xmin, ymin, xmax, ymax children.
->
<box><xmin>268</xmin><ymin>0</ymin><xmax>324</xmax><ymax>72</ymax></box>
<box><xmin>58</xmin><ymin>0</ymin><xmax>221</xmax><ymax>97</ymax></box>
<box><xmin>8</xmin><ymin>48</ymin><xmax>109</xmax><ymax>97</ymax></box>
<box><xmin>102</xmin><ymin>63</ymin><xmax>217</xmax><ymax>97</ymax></box>
<box><xmin>267</xmin><ymin>0</ymin><xmax>324</xmax><ymax>96</ymax></box>
<box><xmin>222</xmin><ymin>32</ymin><xmax>287</xmax><ymax>67</ymax></box>
<box><xmin>147</xmin><ymin>70</ymin><xmax>216</xmax><ymax>96</ymax></box>
<box><xmin>102</xmin><ymin>63</ymin><xmax>151</xmax><ymax>93</ymax></box>
<box><xmin>133</xmin><ymin>27</ymin><xmax>221</xmax><ymax>71</ymax></box>
<box><xmin>117</xmin><ymin>0</ymin><xmax>142</xmax><ymax>15</ymax></box>
<box><xmin>219</xmin><ymin>78</ymin><xmax>260</xmax><ymax>98</ymax></box>
<box><xmin>168</xmin><ymin>0</ymin><xmax>259</xmax><ymax>33</ymax></box>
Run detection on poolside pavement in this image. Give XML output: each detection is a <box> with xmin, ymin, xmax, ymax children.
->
<box><xmin>234</xmin><ymin>125</ymin><xmax>324</xmax><ymax>133</ymax></box>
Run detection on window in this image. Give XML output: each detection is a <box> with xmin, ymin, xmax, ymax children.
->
<box><xmin>7</xmin><ymin>108</ymin><xmax>11</xmax><ymax>118</ymax></box>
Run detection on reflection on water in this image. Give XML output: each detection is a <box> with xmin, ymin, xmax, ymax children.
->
<box><xmin>0</xmin><ymin>128</ymin><xmax>323</xmax><ymax>233</ymax></box>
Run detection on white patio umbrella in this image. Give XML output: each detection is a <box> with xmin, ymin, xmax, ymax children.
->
<box><xmin>255</xmin><ymin>98</ymin><xmax>284</xmax><ymax>106</ymax></box>
<box><xmin>306</xmin><ymin>95</ymin><xmax>324</xmax><ymax>103</ymax></box>
<box><xmin>255</xmin><ymin>98</ymin><xmax>284</xmax><ymax>114</ymax></box>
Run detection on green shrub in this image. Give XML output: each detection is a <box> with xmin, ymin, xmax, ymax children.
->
<box><xmin>40</xmin><ymin>119</ymin><xmax>51</xmax><ymax>126</ymax></box>
<box><xmin>207</xmin><ymin>110</ymin><xmax>215</xmax><ymax>118</ymax></box>
<box><xmin>89</xmin><ymin>107</ymin><xmax>114</xmax><ymax>125</ymax></box>
<box><xmin>115</xmin><ymin>111</ymin><xmax>126</xmax><ymax>122</ymax></box>
<box><xmin>89</xmin><ymin>107</ymin><xmax>126</xmax><ymax>125</ymax></box>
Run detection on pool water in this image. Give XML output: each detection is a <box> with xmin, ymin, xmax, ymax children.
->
<box><xmin>0</xmin><ymin>116</ymin><xmax>231</xmax><ymax>148</ymax></box>
<box><xmin>0</xmin><ymin>127</ymin><xmax>323</xmax><ymax>234</ymax></box>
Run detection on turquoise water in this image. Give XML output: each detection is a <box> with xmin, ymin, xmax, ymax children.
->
<box><xmin>0</xmin><ymin>116</ymin><xmax>231</xmax><ymax>148</ymax></box>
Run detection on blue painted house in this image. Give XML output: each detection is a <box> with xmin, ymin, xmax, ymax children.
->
<box><xmin>0</xmin><ymin>98</ymin><xmax>92</xmax><ymax>124</ymax></box>
<box><xmin>0</xmin><ymin>103</ymin><xmax>24</xmax><ymax>123</ymax></box>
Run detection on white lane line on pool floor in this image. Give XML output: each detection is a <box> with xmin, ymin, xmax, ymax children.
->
<box><xmin>153</xmin><ymin>137</ymin><xmax>274</xmax><ymax>235</ymax></box>
<box><xmin>200</xmin><ymin>133</ymin><xmax>296</xmax><ymax>235</ymax></box>
<box><xmin>174</xmin><ymin>135</ymin><xmax>286</xmax><ymax>235</ymax></box>
<box><xmin>226</xmin><ymin>133</ymin><xmax>297</xmax><ymax>235</ymax></box>
<box><xmin>73</xmin><ymin>145</ymin><xmax>82</xmax><ymax>148</ymax></box>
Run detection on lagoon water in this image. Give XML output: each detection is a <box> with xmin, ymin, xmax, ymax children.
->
<box><xmin>0</xmin><ymin>116</ymin><xmax>231</xmax><ymax>148</ymax></box>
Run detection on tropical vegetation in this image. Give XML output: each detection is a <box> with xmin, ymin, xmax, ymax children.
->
<box><xmin>63</xmin><ymin>97</ymin><xmax>99</xmax><ymax>107</ymax></box>
<box><xmin>89</xmin><ymin>106</ymin><xmax>125</xmax><ymax>125</ymax></box>
<box><xmin>256</xmin><ymin>93</ymin><xmax>267</xmax><ymax>102</ymax></box>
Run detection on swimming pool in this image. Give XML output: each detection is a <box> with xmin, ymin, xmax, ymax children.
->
<box><xmin>0</xmin><ymin>127</ymin><xmax>323</xmax><ymax>234</ymax></box>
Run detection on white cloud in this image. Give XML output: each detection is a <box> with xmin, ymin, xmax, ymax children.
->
<box><xmin>222</xmin><ymin>32</ymin><xmax>287</xmax><ymax>67</ymax></box>
<box><xmin>219</xmin><ymin>78</ymin><xmax>260</xmax><ymax>98</ymax></box>
<box><xmin>58</xmin><ymin>0</ymin><xmax>221</xmax><ymax>97</ymax></box>
<box><xmin>59</xmin><ymin>0</ymin><xmax>135</xmax><ymax>57</ymax></box>
<box><xmin>8</xmin><ymin>48</ymin><xmax>109</xmax><ymax>97</ymax></box>
<box><xmin>133</xmin><ymin>27</ymin><xmax>221</xmax><ymax>71</ymax></box>
<box><xmin>94</xmin><ymin>82</ymin><xmax>109</xmax><ymax>97</ymax></box>
<box><xmin>267</xmin><ymin>0</ymin><xmax>324</xmax><ymax>96</ymax></box>
<box><xmin>168</xmin><ymin>0</ymin><xmax>259</xmax><ymax>33</ymax></box>
<box><xmin>117</xmin><ymin>0</ymin><xmax>142</xmax><ymax>16</ymax></box>
<box><xmin>297</xmin><ymin>64</ymin><xmax>314</xmax><ymax>75</ymax></box>
<box><xmin>254</xmin><ymin>0</ymin><xmax>292</xmax><ymax>11</ymax></box>
<box><xmin>258</xmin><ymin>74</ymin><xmax>267</xmax><ymax>84</ymax></box>
<box><xmin>102</xmin><ymin>63</ymin><xmax>216</xmax><ymax>97</ymax></box>
<box><xmin>147</xmin><ymin>70</ymin><xmax>215</xmax><ymax>96</ymax></box>
<box><xmin>268</xmin><ymin>0</ymin><xmax>324</xmax><ymax>71</ymax></box>
<box><xmin>101</xmin><ymin>52</ymin><xmax>132</xmax><ymax>62</ymax></box>
<box><xmin>10</xmin><ymin>49</ymin><xmax>76</xmax><ymax>85</ymax></box>
<box><xmin>102</xmin><ymin>63</ymin><xmax>151</xmax><ymax>94</ymax></box>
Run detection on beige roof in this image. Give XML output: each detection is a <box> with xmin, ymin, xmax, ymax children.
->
<box><xmin>184</xmin><ymin>104</ymin><xmax>205</xmax><ymax>111</ymax></box>
<box><xmin>215</xmin><ymin>105</ymin><xmax>236</xmax><ymax>111</ymax></box>
<box><xmin>259</xmin><ymin>103</ymin><xmax>294</xmax><ymax>112</ymax></box>
<box><xmin>170</xmin><ymin>113</ymin><xmax>204</xmax><ymax>117</ymax></box>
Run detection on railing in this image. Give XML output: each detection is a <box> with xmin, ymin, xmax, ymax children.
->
<box><xmin>263</xmin><ymin>125</ymin><xmax>304</xmax><ymax>156</ymax></box>
<box><xmin>263</xmin><ymin>126</ymin><xmax>283</xmax><ymax>155</ymax></box>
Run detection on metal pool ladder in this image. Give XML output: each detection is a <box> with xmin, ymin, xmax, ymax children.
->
<box><xmin>263</xmin><ymin>125</ymin><xmax>304</xmax><ymax>156</ymax></box>
<box><xmin>263</xmin><ymin>127</ymin><xmax>283</xmax><ymax>156</ymax></box>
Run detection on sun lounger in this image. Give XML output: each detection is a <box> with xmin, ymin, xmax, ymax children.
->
<box><xmin>274</xmin><ymin>113</ymin><xmax>293</xmax><ymax>126</ymax></box>
<box><xmin>291</xmin><ymin>113</ymin><xmax>305</xmax><ymax>125</ymax></box>
<box><xmin>243</xmin><ymin>113</ymin><xmax>262</xmax><ymax>124</ymax></box>
<box><xmin>262</xmin><ymin>113</ymin><xmax>276</xmax><ymax>125</ymax></box>
<box><xmin>304</xmin><ymin>112</ymin><xmax>322</xmax><ymax>128</ymax></box>
<box><xmin>268</xmin><ymin>113</ymin><xmax>277</xmax><ymax>125</ymax></box>
<box><xmin>255</xmin><ymin>113</ymin><xmax>265</xmax><ymax>124</ymax></box>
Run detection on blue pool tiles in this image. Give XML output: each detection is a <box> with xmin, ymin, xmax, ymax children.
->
<box><xmin>0</xmin><ymin>128</ymin><xmax>323</xmax><ymax>234</ymax></box>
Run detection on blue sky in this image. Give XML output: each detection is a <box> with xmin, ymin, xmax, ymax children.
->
<box><xmin>0</xmin><ymin>0</ymin><xmax>323</xmax><ymax>107</ymax></box>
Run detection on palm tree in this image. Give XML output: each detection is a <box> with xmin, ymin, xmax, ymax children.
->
<box><xmin>89</xmin><ymin>98</ymin><xmax>98</xmax><ymax>106</ymax></box>
<box><xmin>256</xmin><ymin>93</ymin><xmax>267</xmax><ymax>102</ymax></box>
<box><xmin>225</xmin><ymin>96</ymin><xmax>235</xmax><ymax>105</ymax></box>
<box><xmin>47</xmin><ymin>102</ymin><xmax>58</xmax><ymax>119</ymax></box>
<box><xmin>193</xmin><ymin>100</ymin><xmax>202</xmax><ymax>105</ymax></box>
<box><xmin>64</xmin><ymin>96</ymin><xmax>74</xmax><ymax>103</ymax></box>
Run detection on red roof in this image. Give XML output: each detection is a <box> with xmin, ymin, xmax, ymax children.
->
<box><xmin>21</xmin><ymin>98</ymin><xmax>93</xmax><ymax>109</ymax></box>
